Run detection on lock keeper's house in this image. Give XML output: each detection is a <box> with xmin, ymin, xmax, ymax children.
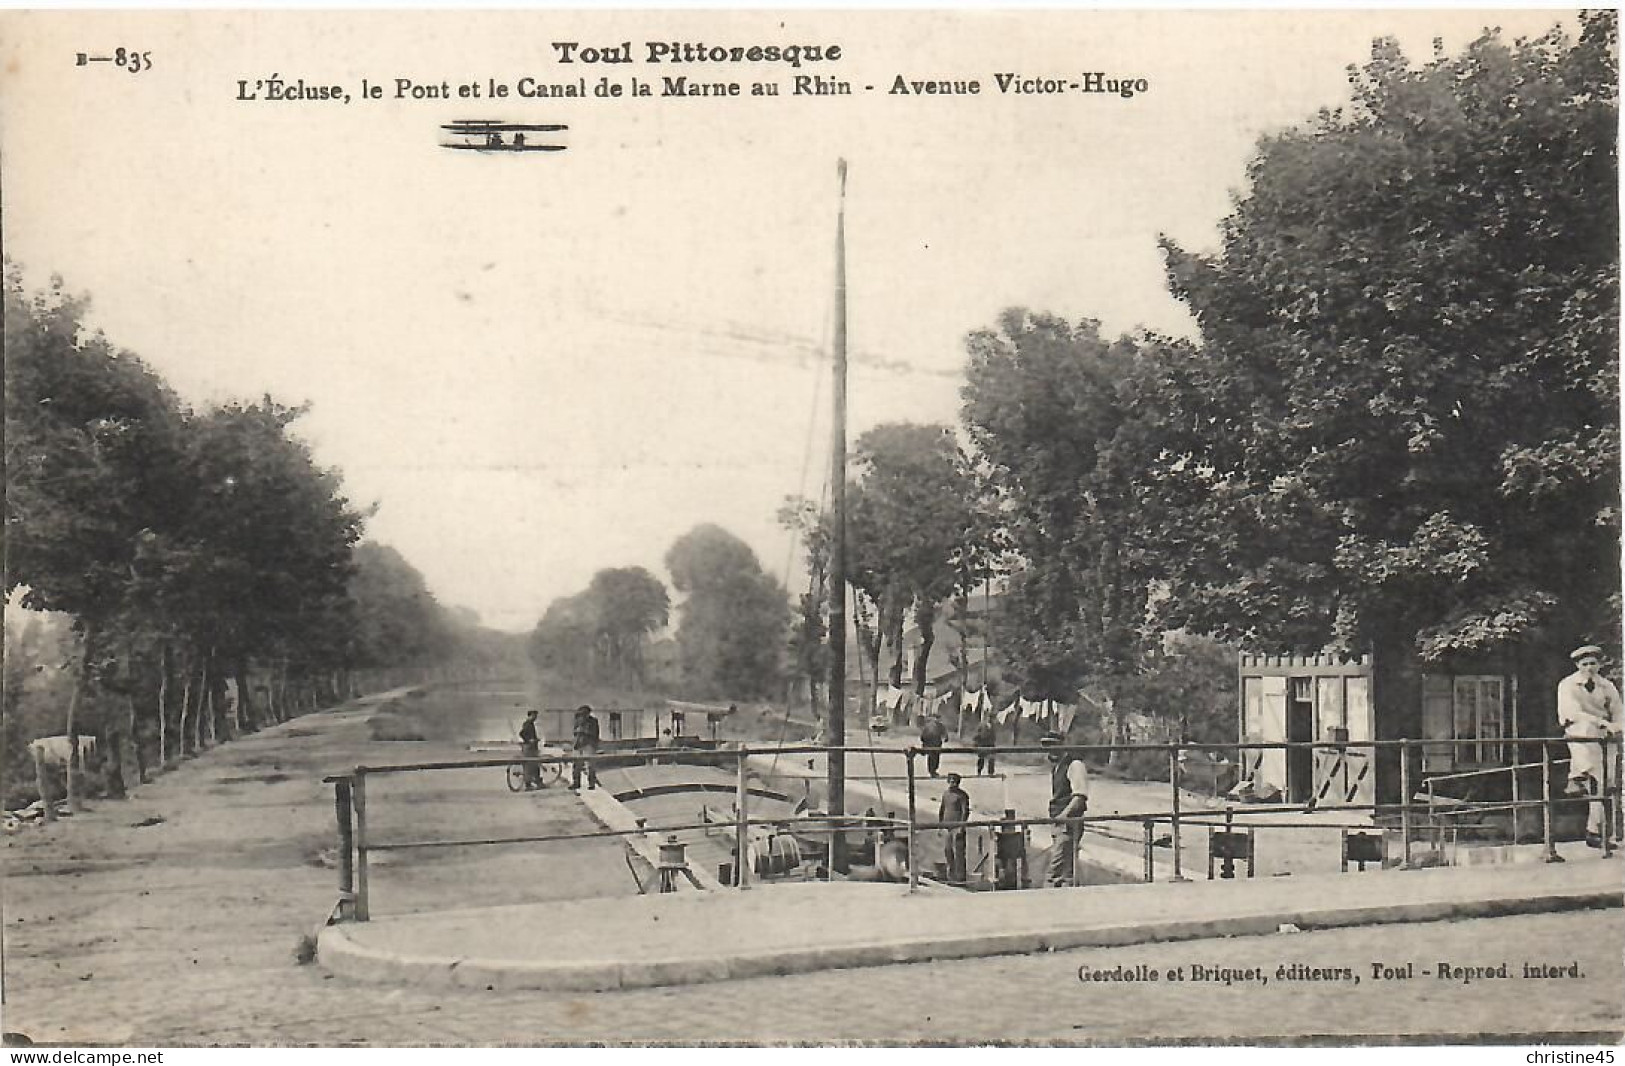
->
<box><xmin>1238</xmin><ymin>639</ymin><xmax>1583</xmax><ymax>808</ymax></box>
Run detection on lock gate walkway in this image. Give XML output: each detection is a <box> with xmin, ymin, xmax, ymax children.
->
<box><xmin>317</xmin><ymin>841</ymin><xmax>1621</xmax><ymax>992</ymax></box>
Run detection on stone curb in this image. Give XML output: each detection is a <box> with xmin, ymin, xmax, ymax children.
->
<box><xmin>317</xmin><ymin>885</ymin><xmax>1621</xmax><ymax>993</ymax></box>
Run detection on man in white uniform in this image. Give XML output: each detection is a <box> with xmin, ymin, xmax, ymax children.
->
<box><xmin>1556</xmin><ymin>644</ymin><xmax>1621</xmax><ymax>846</ymax></box>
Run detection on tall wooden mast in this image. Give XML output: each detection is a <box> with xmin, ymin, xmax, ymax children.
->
<box><xmin>827</xmin><ymin>159</ymin><xmax>849</xmax><ymax>872</ymax></box>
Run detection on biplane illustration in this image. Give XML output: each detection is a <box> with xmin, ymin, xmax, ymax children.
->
<box><xmin>439</xmin><ymin>120</ymin><xmax>568</xmax><ymax>153</ymax></box>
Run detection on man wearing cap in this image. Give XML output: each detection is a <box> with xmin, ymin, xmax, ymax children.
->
<box><xmin>1041</xmin><ymin>731</ymin><xmax>1089</xmax><ymax>887</ymax></box>
<box><xmin>1557</xmin><ymin>645</ymin><xmax>1621</xmax><ymax>847</ymax></box>
<box><xmin>571</xmin><ymin>705</ymin><xmax>601</xmax><ymax>791</ymax></box>
<box><xmin>937</xmin><ymin>772</ymin><xmax>971</xmax><ymax>884</ymax></box>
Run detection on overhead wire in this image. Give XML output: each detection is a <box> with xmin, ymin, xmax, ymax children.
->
<box><xmin>581</xmin><ymin>298</ymin><xmax>959</xmax><ymax>381</ymax></box>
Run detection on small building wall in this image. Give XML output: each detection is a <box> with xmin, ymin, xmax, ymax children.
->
<box><xmin>1238</xmin><ymin>651</ymin><xmax>1375</xmax><ymax>806</ymax></box>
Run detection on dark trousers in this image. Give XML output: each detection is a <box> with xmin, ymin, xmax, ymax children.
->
<box><xmin>976</xmin><ymin>750</ymin><xmax>995</xmax><ymax>775</ymax></box>
<box><xmin>944</xmin><ymin>828</ymin><xmax>967</xmax><ymax>884</ymax></box>
<box><xmin>924</xmin><ymin>746</ymin><xmax>942</xmax><ymax>776</ymax></box>
<box><xmin>521</xmin><ymin>741</ymin><xmax>542</xmax><ymax>789</ymax></box>
<box><xmin>572</xmin><ymin>742</ymin><xmax>599</xmax><ymax>789</ymax></box>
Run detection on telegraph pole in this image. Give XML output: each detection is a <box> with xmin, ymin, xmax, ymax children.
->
<box><xmin>827</xmin><ymin>158</ymin><xmax>849</xmax><ymax>873</ymax></box>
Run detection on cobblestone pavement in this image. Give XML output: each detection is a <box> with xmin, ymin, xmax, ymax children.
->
<box><xmin>5</xmin><ymin>684</ymin><xmax>1620</xmax><ymax>1047</ymax></box>
<box><xmin>12</xmin><ymin>910</ymin><xmax>1623</xmax><ymax>1045</ymax></box>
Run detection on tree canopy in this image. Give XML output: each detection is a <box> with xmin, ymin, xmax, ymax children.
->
<box><xmin>931</xmin><ymin>15</ymin><xmax>1619</xmax><ymax>734</ymax></box>
<box><xmin>665</xmin><ymin>524</ymin><xmax>789</xmax><ymax>699</ymax></box>
<box><xmin>527</xmin><ymin>566</ymin><xmax>669</xmax><ymax>686</ymax></box>
<box><xmin>4</xmin><ymin>265</ymin><xmax>496</xmax><ymax>804</ymax></box>
<box><xmin>1152</xmin><ymin>14</ymin><xmax>1619</xmax><ymax>658</ymax></box>
<box><xmin>960</xmin><ymin>312</ymin><xmax>1150</xmax><ymax>699</ymax></box>
<box><xmin>845</xmin><ymin>422</ymin><xmax>987</xmax><ymax>694</ymax></box>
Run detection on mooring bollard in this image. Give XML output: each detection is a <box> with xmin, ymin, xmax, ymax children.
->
<box><xmin>996</xmin><ymin>809</ymin><xmax>1025</xmax><ymax>890</ymax></box>
<box><xmin>657</xmin><ymin>835</ymin><xmax>689</xmax><ymax>893</ymax></box>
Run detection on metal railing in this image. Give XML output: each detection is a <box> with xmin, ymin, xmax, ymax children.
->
<box><xmin>322</xmin><ymin>734</ymin><xmax>1620</xmax><ymax>922</ymax></box>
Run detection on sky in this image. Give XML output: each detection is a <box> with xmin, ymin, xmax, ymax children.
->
<box><xmin>0</xmin><ymin>8</ymin><xmax>1581</xmax><ymax>631</ymax></box>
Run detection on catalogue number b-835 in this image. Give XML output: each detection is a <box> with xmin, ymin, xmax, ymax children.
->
<box><xmin>75</xmin><ymin>48</ymin><xmax>153</xmax><ymax>74</ymax></box>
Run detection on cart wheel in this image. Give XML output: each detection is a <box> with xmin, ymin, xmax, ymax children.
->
<box><xmin>506</xmin><ymin>763</ymin><xmax>526</xmax><ymax>792</ymax></box>
<box><xmin>539</xmin><ymin>758</ymin><xmax>563</xmax><ymax>786</ymax></box>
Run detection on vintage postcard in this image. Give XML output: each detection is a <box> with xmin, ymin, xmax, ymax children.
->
<box><xmin>2</xmin><ymin>7</ymin><xmax>1620</xmax><ymax>1051</ymax></box>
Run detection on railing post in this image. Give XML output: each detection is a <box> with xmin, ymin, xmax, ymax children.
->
<box><xmin>334</xmin><ymin>776</ymin><xmax>355</xmax><ymax>920</ymax></box>
<box><xmin>352</xmin><ymin>770</ymin><xmax>370</xmax><ymax>921</ymax></box>
<box><xmin>1220</xmin><ymin>805</ymin><xmax>1237</xmax><ymax>880</ymax></box>
<box><xmin>906</xmin><ymin>750</ymin><xmax>920</xmax><ymax>894</ymax></box>
<box><xmin>1399</xmin><ymin>741</ymin><xmax>1412</xmax><ymax>869</ymax></box>
<box><xmin>1142</xmin><ymin>818</ymin><xmax>1155</xmax><ymax>882</ymax></box>
<box><xmin>1510</xmin><ymin>739</ymin><xmax>1522</xmax><ymax>847</ymax></box>
<box><xmin>1542</xmin><ymin>742</ymin><xmax>1562</xmax><ymax>863</ymax></box>
<box><xmin>1424</xmin><ymin>775</ymin><xmax>1439</xmax><ymax>854</ymax></box>
<box><xmin>735</xmin><ymin>747</ymin><xmax>750</xmax><ymax>889</ymax></box>
<box><xmin>1168</xmin><ymin>748</ymin><xmax>1188</xmax><ymax>882</ymax></box>
<box><xmin>1605</xmin><ymin>737</ymin><xmax>1618</xmax><ymax>851</ymax></box>
<box><xmin>1600</xmin><ymin>738</ymin><xmax>1614</xmax><ymax>860</ymax></box>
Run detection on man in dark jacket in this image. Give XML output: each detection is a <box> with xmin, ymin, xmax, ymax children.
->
<box><xmin>920</xmin><ymin>713</ymin><xmax>948</xmax><ymax>777</ymax></box>
<box><xmin>972</xmin><ymin>718</ymin><xmax>997</xmax><ymax>775</ymax></box>
<box><xmin>571</xmin><ymin>705</ymin><xmax>601</xmax><ymax>790</ymax></box>
<box><xmin>518</xmin><ymin>709</ymin><xmax>543</xmax><ymax>790</ymax></box>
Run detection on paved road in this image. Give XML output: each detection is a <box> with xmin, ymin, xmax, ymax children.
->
<box><xmin>5</xmin><ymin>683</ymin><xmax>1620</xmax><ymax>1046</ymax></box>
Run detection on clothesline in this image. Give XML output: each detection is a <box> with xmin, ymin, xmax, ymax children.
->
<box><xmin>872</xmin><ymin>685</ymin><xmax>1080</xmax><ymax>735</ymax></box>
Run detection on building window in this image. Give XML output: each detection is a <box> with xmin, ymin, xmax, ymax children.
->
<box><xmin>1453</xmin><ymin>676</ymin><xmax>1504</xmax><ymax>764</ymax></box>
<box><xmin>1422</xmin><ymin>673</ymin><xmax>1506</xmax><ymax>770</ymax></box>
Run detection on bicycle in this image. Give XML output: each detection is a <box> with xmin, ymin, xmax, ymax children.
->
<box><xmin>505</xmin><ymin>745</ymin><xmax>565</xmax><ymax>791</ymax></box>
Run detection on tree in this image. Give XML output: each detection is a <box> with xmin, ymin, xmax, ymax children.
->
<box><xmin>777</xmin><ymin>496</ymin><xmax>830</xmax><ymax>719</ymax></box>
<box><xmin>7</xmin><ymin>266</ymin><xmax>386</xmax><ymax>794</ymax></box>
<box><xmin>5</xmin><ymin>270</ymin><xmax>188</xmax><ymax>807</ymax></box>
<box><xmin>585</xmin><ymin>566</ymin><xmax>670</xmax><ymax>685</ymax></box>
<box><xmin>529</xmin><ymin>590</ymin><xmax>600</xmax><ymax>680</ymax></box>
<box><xmin>1112</xmin><ymin>632</ymin><xmax>1238</xmax><ymax>747</ymax></box>
<box><xmin>1151</xmin><ymin>14</ymin><xmax>1620</xmax><ymax>662</ymax></box>
<box><xmin>960</xmin><ymin>310</ymin><xmax>1151</xmax><ymax>700</ymax></box>
<box><xmin>155</xmin><ymin>399</ymin><xmax>366</xmax><ymax>731</ymax></box>
<box><xmin>665</xmin><ymin>524</ymin><xmax>789</xmax><ymax>699</ymax></box>
<box><xmin>350</xmin><ymin>542</ymin><xmax>452</xmax><ymax>670</ymax></box>
<box><xmin>845</xmin><ymin>423</ymin><xmax>988</xmax><ymax>696</ymax></box>
<box><xmin>527</xmin><ymin>568</ymin><xmax>669</xmax><ymax>687</ymax></box>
